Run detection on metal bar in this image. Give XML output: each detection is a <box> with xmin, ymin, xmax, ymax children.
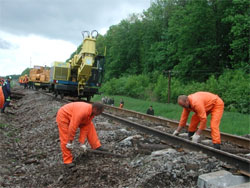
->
<box><xmin>86</xmin><ymin>149</ymin><xmax>127</xmax><ymax>158</ymax></box>
<box><xmin>102</xmin><ymin>112</ymin><xmax>250</xmax><ymax>174</ymax></box>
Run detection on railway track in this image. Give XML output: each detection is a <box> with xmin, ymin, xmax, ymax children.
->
<box><xmin>40</xmin><ymin>91</ymin><xmax>250</xmax><ymax>176</ymax></box>
<box><xmin>104</xmin><ymin>105</ymin><xmax>250</xmax><ymax>150</ymax></box>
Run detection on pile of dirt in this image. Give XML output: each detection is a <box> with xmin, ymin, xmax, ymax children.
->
<box><xmin>0</xmin><ymin>86</ymin><xmax>227</xmax><ymax>188</ymax></box>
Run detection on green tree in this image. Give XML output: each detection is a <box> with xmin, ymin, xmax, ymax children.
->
<box><xmin>223</xmin><ymin>0</ymin><xmax>249</xmax><ymax>69</ymax></box>
<box><xmin>21</xmin><ymin>68</ymin><xmax>30</xmax><ymax>76</ymax></box>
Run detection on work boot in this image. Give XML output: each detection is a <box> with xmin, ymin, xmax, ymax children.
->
<box><xmin>96</xmin><ymin>146</ymin><xmax>108</xmax><ymax>152</ymax></box>
<box><xmin>64</xmin><ymin>163</ymin><xmax>75</xmax><ymax>169</ymax></box>
<box><xmin>188</xmin><ymin>132</ymin><xmax>195</xmax><ymax>140</ymax></box>
<box><xmin>213</xmin><ymin>144</ymin><xmax>221</xmax><ymax>150</ymax></box>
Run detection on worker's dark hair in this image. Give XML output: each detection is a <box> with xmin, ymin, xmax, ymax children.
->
<box><xmin>92</xmin><ymin>102</ymin><xmax>104</xmax><ymax>111</ymax></box>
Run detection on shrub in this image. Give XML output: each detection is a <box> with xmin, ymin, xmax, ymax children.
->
<box><xmin>100</xmin><ymin>69</ymin><xmax>249</xmax><ymax>113</ymax></box>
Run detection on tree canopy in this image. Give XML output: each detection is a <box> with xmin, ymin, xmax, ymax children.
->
<box><xmin>93</xmin><ymin>0</ymin><xmax>249</xmax><ymax>82</ymax></box>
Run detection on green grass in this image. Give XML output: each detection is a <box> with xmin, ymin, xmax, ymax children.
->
<box><xmin>92</xmin><ymin>94</ymin><xmax>250</xmax><ymax>136</ymax></box>
<box><xmin>0</xmin><ymin>124</ymin><xmax>8</xmax><ymax>129</ymax></box>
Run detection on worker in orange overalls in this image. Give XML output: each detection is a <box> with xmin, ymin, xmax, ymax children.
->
<box><xmin>173</xmin><ymin>92</ymin><xmax>224</xmax><ymax>150</ymax></box>
<box><xmin>119</xmin><ymin>99</ymin><xmax>124</xmax><ymax>108</ymax></box>
<box><xmin>23</xmin><ymin>74</ymin><xmax>29</xmax><ymax>89</ymax></box>
<box><xmin>56</xmin><ymin>102</ymin><xmax>106</xmax><ymax>167</ymax></box>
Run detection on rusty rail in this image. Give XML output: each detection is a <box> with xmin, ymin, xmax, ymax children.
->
<box><xmin>104</xmin><ymin>105</ymin><xmax>250</xmax><ymax>149</ymax></box>
<box><xmin>102</xmin><ymin>112</ymin><xmax>250</xmax><ymax>175</ymax></box>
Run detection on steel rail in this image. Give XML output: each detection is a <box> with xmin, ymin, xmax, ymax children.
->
<box><xmin>104</xmin><ymin>105</ymin><xmax>250</xmax><ymax>149</ymax></box>
<box><xmin>102</xmin><ymin>112</ymin><xmax>250</xmax><ymax>175</ymax></box>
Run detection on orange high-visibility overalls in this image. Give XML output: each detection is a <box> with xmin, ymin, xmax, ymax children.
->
<box><xmin>56</xmin><ymin>102</ymin><xmax>101</xmax><ymax>164</ymax></box>
<box><xmin>179</xmin><ymin>92</ymin><xmax>224</xmax><ymax>144</ymax></box>
<box><xmin>0</xmin><ymin>86</ymin><xmax>4</xmax><ymax>109</ymax></box>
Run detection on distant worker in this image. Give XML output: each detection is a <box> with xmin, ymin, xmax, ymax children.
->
<box><xmin>101</xmin><ymin>96</ymin><xmax>108</xmax><ymax>104</ymax></box>
<box><xmin>23</xmin><ymin>74</ymin><xmax>29</xmax><ymax>89</ymax></box>
<box><xmin>107</xmin><ymin>97</ymin><xmax>114</xmax><ymax>106</ymax></box>
<box><xmin>173</xmin><ymin>92</ymin><xmax>224</xmax><ymax>149</ymax></box>
<box><xmin>28</xmin><ymin>80</ymin><xmax>33</xmax><ymax>89</ymax></box>
<box><xmin>56</xmin><ymin>102</ymin><xmax>107</xmax><ymax>167</ymax></box>
<box><xmin>0</xmin><ymin>78</ymin><xmax>4</xmax><ymax>86</ymax></box>
<box><xmin>1</xmin><ymin>76</ymin><xmax>12</xmax><ymax>113</ymax></box>
<box><xmin>146</xmin><ymin>105</ymin><xmax>154</xmax><ymax>115</ymax></box>
<box><xmin>110</xmin><ymin>98</ymin><xmax>114</xmax><ymax>106</ymax></box>
<box><xmin>119</xmin><ymin>98</ymin><xmax>124</xmax><ymax>108</ymax></box>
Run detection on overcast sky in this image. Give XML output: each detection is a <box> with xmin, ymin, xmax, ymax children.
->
<box><xmin>0</xmin><ymin>0</ymin><xmax>151</xmax><ymax>76</ymax></box>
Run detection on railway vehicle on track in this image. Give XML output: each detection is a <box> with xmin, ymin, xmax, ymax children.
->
<box><xmin>49</xmin><ymin>30</ymin><xmax>105</xmax><ymax>101</ymax></box>
<box><xmin>29</xmin><ymin>65</ymin><xmax>50</xmax><ymax>90</ymax></box>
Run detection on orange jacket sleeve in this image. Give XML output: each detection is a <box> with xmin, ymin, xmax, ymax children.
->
<box><xmin>67</xmin><ymin>103</ymin><xmax>92</xmax><ymax>141</ymax></box>
<box><xmin>179</xmin><ymin>108</ymin><xmax>190</xmax><ymax>127</ymax></box>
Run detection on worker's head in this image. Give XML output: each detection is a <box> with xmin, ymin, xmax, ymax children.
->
<box><xmin>150</xmin><ymin>105</ymin><xmax>153</xmax><ymax>109</ymax></box>
<box><xmin>177</xmin><ymin>95</ymin><xmax>190</xmax><ymax>108</ymax></box>
<box><xmin>6</xmin><ymin>76</ymin><xmax>12</xmax><ymax>80</ymax></box>
<box><xmin>92</xmin><ymin>102</ymin><xmax>104</xmax><ymax>116</ymax></box>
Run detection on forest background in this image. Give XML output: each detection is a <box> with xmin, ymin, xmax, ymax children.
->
<box><xmin>23</xmin><ymin>0</ymin><xmax>249</xmax><ymax>114</ymax></box>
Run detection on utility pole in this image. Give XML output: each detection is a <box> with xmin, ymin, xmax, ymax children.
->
<box><xmin>168</xmin><ymin>70</ymin><xmax>171</xmax><ymax>103</ymax></box>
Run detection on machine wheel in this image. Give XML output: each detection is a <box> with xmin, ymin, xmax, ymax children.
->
<box><xmin>60</xmin><ymin>93</ymin><xmax>64</xmax><ymax>99</ymax></box>
<box><xmin>54</xmin><ymin>91</ymin><xmax>58</xmax><ymax>98</ymax></box>
<box><xmin>87</xmin><ymin>96</ymin><xmax>91</xmax><ymax>102</ymax></box>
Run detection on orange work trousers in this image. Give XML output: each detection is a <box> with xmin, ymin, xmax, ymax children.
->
<box><xmin>188</xmin><ymin>98</ymin><xmax>224</xmax><ymax>144</ymax></box>
<box><xmin>0</xmin><ymin>87</ymin><xmax>4</xmax><ymax>109</ymax></box>
<box><xmin>57</xmin><ymin>121</ymin><xmax>101</xmax><ymax>164</ymax></box>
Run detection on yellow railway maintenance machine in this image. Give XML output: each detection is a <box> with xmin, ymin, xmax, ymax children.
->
<box><xmin>50</xmin><ymin>30</ymin><xmax>105</xmax><ymax>101</ymax></box>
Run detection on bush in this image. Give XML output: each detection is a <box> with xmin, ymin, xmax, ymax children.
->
<box><xmin>217</xmin><ymin>70</ymin><xmax>249</xmax><ymax>113</ymax></box>
<box><xmin>100</xmin><ymin>69</ymin><xmax>249</xmax><ymax>114</ymax></box>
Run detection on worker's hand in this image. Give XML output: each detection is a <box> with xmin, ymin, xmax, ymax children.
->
<box><xmin>173</xmin><ymin>130</ymin><xmax>179</xmax><ymax>136</ymax></box>
<box><xmin>66</xmin><ymin>143</ymin><xmax>73</xmax><ymax>149</ymax></box>
<box><xmin>191</xmin><ymin>133</ymin><xmax>200</xmax><ymax>143</ymax></box>
<box><xmin>80</xmin><ymin>144</ymin><xmax>87</xmax><ymax>153</ymax></box>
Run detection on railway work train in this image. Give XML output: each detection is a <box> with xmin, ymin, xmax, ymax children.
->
<box><xmin>18</xmin><ymin>30</ymin><xmax>105</xmax><ymax>101</ymax></box>
<box><xmin>30</xmin><ymin>65</ymin><xmax>50</xmax><ymax>90</ymax></box>
<box><xmin>19</xmin><ymin>66</ymin><xmax>50</xmax><ymax>90</ymax></box>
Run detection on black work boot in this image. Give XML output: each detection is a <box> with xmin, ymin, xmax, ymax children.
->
<box><xmin>188</xmin><ymin>132</ymin><xmax>195</xmax><ymax>140</ymax></box>
<box><xmin>96</xmin><ymin>146</ymin><xmax>108</xmax><ymax>152</ymax></box>
<box><xmin>64</xmin><ymin>163</ymin><xmax>75</xmax><ymax>169</ymax></box>
<box><xmin>213</xmin><ymin>144</ymin><xmax>221</xmax><ymax>150</ymax></box>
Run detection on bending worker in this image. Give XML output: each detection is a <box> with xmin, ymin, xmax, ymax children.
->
<box><xmin>173</xmin><ymin>91</ymin><xmax>224</xmax><ymax>149</ymax></box>
<box><xmin>56</xmin><ymin>102</ymin><xmax>106</xmax><ymax>167</ymax></box>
